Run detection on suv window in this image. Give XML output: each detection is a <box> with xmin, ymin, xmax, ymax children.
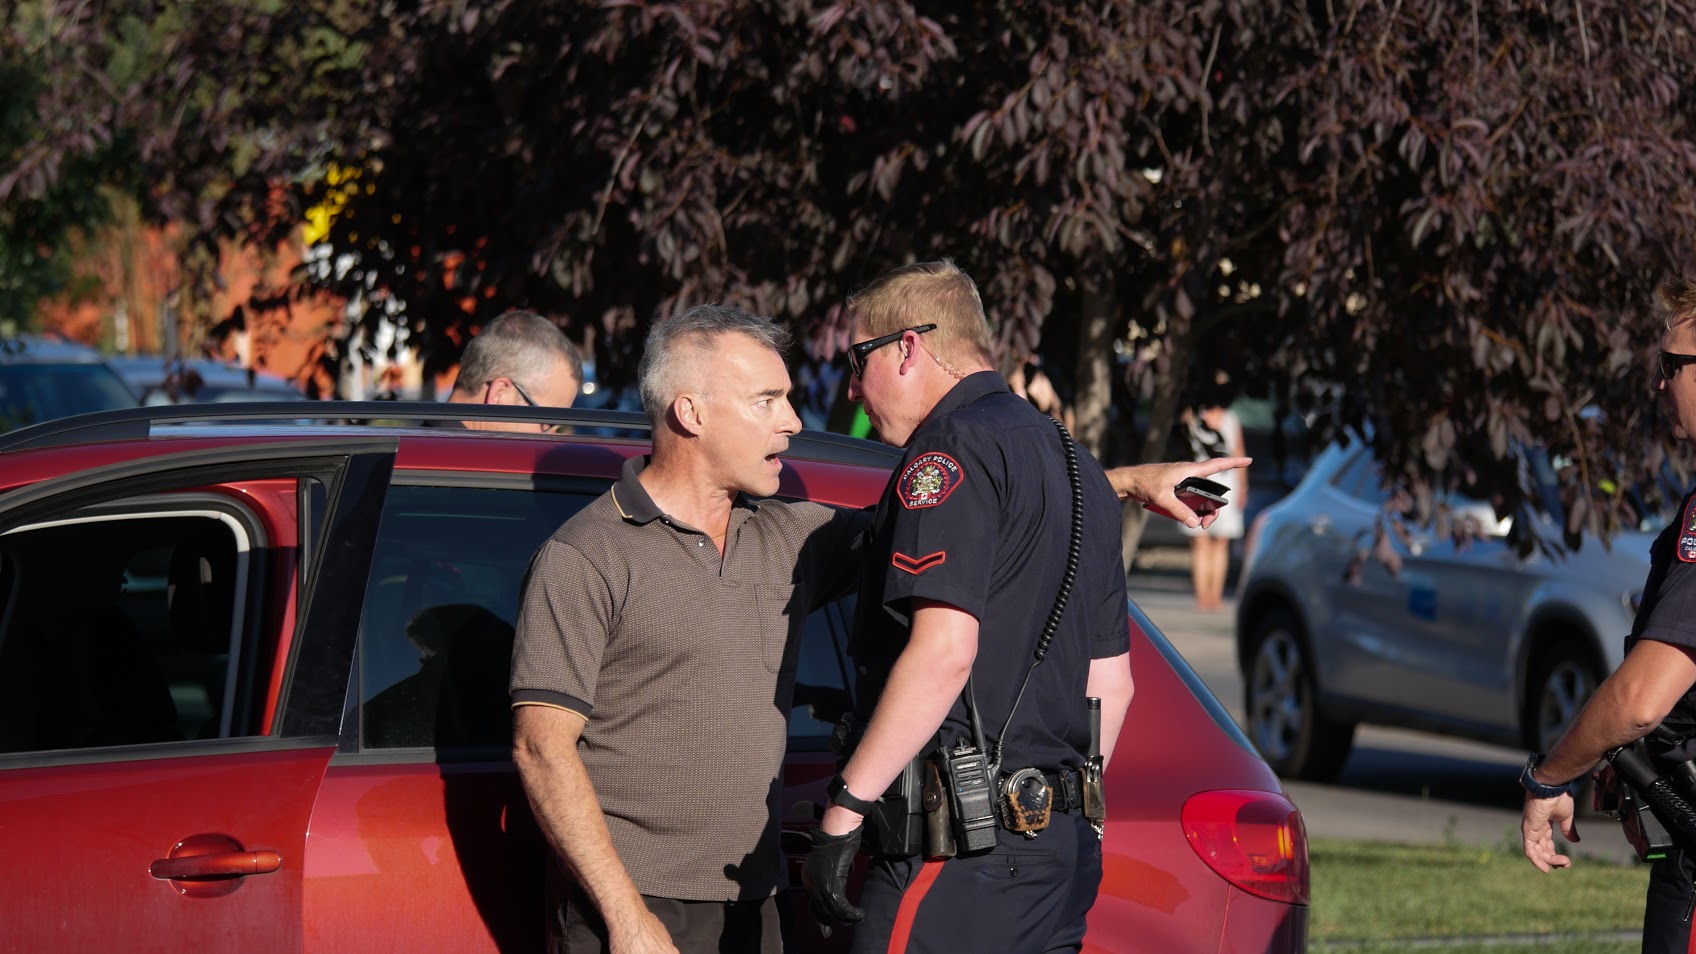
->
<box><xmin>356</xmin><ymin>484</ymin><xmax>597</xmax><ymax>753</ymax></box>
<box><xmin>0</xmin><ymin>504</ymin><xmax>263</xmax><ymax>753</ymax></box>
<box><xmin>1331</xmin><ymin>448</ymin><xmax>1382</xmax><ymax>503</ymax></box>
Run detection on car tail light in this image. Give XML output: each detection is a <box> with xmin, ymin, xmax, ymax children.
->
<box><xmin>1181</xmin><ymin>789</ymin><xmax>1310</xmax><ymax>905</ymax></box>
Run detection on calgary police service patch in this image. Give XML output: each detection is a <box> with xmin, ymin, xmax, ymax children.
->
<box><xmin>897</xmin><ymin>452</ymin><xmax>963</xmax><ymax>509</ymax></box>
<box><xmin>1680</xmin><ymin>495</ymin><xmax>1696</xmax><ymax>563</ymax></box>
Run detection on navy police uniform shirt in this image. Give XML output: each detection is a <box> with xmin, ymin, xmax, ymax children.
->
<box><xmin>1630</xmin><ymin>485</ymin><xmax>1696</xmax><ymax>741</ymax></box>
<box><xmin>851</xmin><ymin>370</ymin><xmax>1130</xmax><ymax>774</ymax></box>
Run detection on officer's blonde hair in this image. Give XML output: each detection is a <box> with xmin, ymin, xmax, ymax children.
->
<box><xmin>1659</xmin><ymin>276</ymin><xmax>1696</xmax><ymax>330</ymax></box>
<box><xmin>847</xmin><ymin>260</ymin><xmax>994</xmax><ymax>377</ymax></box>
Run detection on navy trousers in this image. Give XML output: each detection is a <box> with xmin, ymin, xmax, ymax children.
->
<box><xmin>1644</xmin><ymin>846</ymin><xmax>1696</xmax><ymax>954</ymax></box>
<box><xmin>849</xmin><ymin>813</ymin><xmax>1102</xmax><ymax>954</ymax></box>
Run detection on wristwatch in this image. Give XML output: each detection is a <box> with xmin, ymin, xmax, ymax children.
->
<box><xmin>1519</xmin><ymin>753</ymin><xmax>1577</xmax><ymax>798</ymax></box>
<box><xmin>827</xmin><ymin>774</ymin><xmax>879</xmax><ymax>816</ymax></box>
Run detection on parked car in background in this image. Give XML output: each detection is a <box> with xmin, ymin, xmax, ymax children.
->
<box><xmin>0</xmin><ymin>335</ymin><xmax>138</xmax><ymax>432</ymax></box>
<box><xmin>0</xmin><ymin>402</ymin><xmax>1307</xmax><ymax>952</ymax></box>
<box><xmin>1234</xmin><ymin>438</ymin><xmax>1659</xmax><ymax>780</ymax></box>
<box><xmin>108</xmin><ymin>355</ymin><xmax>307</xmax><ymax>405</ymax></box>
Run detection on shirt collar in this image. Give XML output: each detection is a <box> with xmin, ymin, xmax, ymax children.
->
<box><xmin>913</xmin><ymin>370</ymin><xmax>1010</xmax><ymax>436</ymax></box>
<box><xmin>609</xmin><ymin>455</ymin><xmax>762</xmax><ymax>525</ymax></box>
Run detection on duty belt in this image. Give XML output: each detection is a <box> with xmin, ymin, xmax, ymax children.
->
<box><xmin>1003</xmin><ymin>767</ymin><xmax>1087</xmax><ymax>817</ymax></box>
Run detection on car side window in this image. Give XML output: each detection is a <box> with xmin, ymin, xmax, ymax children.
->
<box><xmin>0</xmin><ymin>500</ymin><xmax>269</xmax><ymax>754</ymax></box>
<box><xmin>356</xmin><ymin>484</ymin><xmax>596</xmax><ymax>755</ymax></box>
<box><xmin>1331</xmin><ymin>449</ymin><xmax>1383</xmax><ymax>503</ymax></box>
<box><xmin>790</xmin><ymin>596</ymin><xmax>856</xmax><ymax>750</ymax></box>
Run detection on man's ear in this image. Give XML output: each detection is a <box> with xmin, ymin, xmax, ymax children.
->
<box><xmin>672</xmin><ymin>393</ymin><xmax>707</xmax><ymax>436</ymax></box>
<box><xmin>898</xmin><ymin>337</ymin><xmax>921</xmax><ymax>375</ymax></box>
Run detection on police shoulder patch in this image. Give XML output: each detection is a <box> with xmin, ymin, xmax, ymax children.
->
<box><xmin>1680</xmin><ymin>494</ymin><xmax>1696</xmax><ymax>563</ymax></box>
<box><xmin>897</xmin><ymin>452</ymin><xmax>963</xmax><ymax>510</ymax></box>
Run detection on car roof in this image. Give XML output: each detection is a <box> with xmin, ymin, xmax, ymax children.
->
<box><xmin>0</xmin><ymin>401</ymin><xmax>903</xmax><ymax>468</ymax></box>
<box><xmin>0</xmin><ymin>335</ymin><xmax>111</xmax><ymax>364</ymax></box>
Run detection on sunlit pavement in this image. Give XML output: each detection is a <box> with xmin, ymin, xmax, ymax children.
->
<box><xmin>1128</xmin><ymin>548</ymin><xmax>1634</xmax><ymax>863</ymax></box>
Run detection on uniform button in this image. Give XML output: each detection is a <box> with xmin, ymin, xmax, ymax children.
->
<box><xmin>698</xmin><ymin>539</ymin><xmax>706</xmax><ymax>547</ymax></box>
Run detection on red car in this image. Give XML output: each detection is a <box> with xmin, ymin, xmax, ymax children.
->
<box><xmin>0</xmin><ymin>403</ymin><xmax>1307</xmax><ymax>952</ymax></box>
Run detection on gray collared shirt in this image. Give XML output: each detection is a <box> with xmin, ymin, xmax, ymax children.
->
<box><xmin>511</xmin><ymin>454</ymin><xmax>865</xmax><ymax>900</ymax></box>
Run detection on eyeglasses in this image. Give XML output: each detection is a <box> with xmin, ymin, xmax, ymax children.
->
<box><xmin>508</xmin><ymin>379</ymin><xmax>540</xmax><ymax>407</ymax></box>
<box><xmin>847</xmin><ymin>324</ymin><xmax>937</xmax><ymax>378</ymax></box>
<box><xmin>1659</xmin><ymin>350</ymin><xmax>1696</xmax><ymax>381</ymax></box>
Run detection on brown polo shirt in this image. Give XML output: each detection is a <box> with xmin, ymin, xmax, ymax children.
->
<box><xmin>511</xmin><ymin>455</ymin><xmax>864</xmax><ymax>901</ymax></box>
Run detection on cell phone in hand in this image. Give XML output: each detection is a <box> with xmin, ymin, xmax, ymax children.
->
<box><xmin>1144</xmin><ymin>475</ymin><xmax>1230</xmax><ymax>522</ymax></box>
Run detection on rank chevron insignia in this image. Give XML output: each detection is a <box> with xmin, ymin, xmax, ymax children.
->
<box><xmin>892</xmin><ymin>550</ymin><xmax>947</xmax><ymax>575</ymax></box>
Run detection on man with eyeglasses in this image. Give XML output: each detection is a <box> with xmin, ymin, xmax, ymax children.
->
<box><xmin>803</xmin><ymin>260</ymin><xmax>1246</xmax><ymax>953</ymax></box>
<box><xmin>435</xmin><ymin>310</ymin><xmax>583</xmax><ymax>431</ymax></box>
<box><xmin>1522</xmin><ymin>276</ymin><xmax>1696</xmax><ymax>954</ymax></box>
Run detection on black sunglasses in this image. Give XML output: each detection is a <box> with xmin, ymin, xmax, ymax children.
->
<box><xmin>847</xmin><ymin>324</ymin><xmax>937</xmax><ymax>378</ymax></box>
<box><xmin>1659</xmin><ymin>350</ymin><xmax>1696</xmax><ymax>381</ymax></box>
<box><xmin>508</xmin><ymin>379</ymin><xmax>540</xmax><ymax>407</ymax></box>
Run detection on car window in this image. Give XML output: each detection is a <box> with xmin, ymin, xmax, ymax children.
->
<box><xmin>0</xmin><ymin>363</ymin><xmax>138</xmax><ymax>431</ymax></box>
<box><xmin>356</xmin><ymin>484</ymin><xmax>597</xmax><ymax>754</ymax></box>
<box><xmin>1330</xmin><ymin>448</ymin><xmax>1382</xmax><ymax>503</ymax></box>
<box><xmin>0</xmin><ymin>499</ymin><xmax>272</xmax><ymax>754</ymax></box>
<box><xmin>791</xmin><ymin>595</ymin><xmax>856</xmax><ymax>750</ymax></box>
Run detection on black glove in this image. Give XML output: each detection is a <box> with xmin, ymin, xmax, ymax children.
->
<box><xmin>801</xmin><ymin>824</ymin><xmax>865</xmax><ymax>938</ymax></box>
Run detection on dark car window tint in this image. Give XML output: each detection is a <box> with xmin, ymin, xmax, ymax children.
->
<box><xmin>0</xmin><ymin>512</ymin><xmax>255</xmax><ymax>753</ymax></box>
<box><xmin>790</xmin><ymin>596</ymin><xmax>856</xmax><ymax>750</ymax></box>
<box><xmin>0</xmin><ymin>363</ymin><xmax>137</xmax><ymax>432</ymax></box>
<box><xmin>1331</xmin><ymin>450</ymin><xmax>1382</xmax><ymax>503</ymax></box>
<box><xmin>357</xmin><ymin>485</ymin><xmax>595</xmax><ymax>753</ymax></box>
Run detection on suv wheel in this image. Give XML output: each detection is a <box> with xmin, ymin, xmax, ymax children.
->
<box><xmin>1244</xmin><ymin>609</ymin><xmax>1356</xmax><ymax>781</ymax></box>
<box><xmin>1526</xmin><ymin>637</ymin><xmax>1601</xmax><ymax>753</ymax></box>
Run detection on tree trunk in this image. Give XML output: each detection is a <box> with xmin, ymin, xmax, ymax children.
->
<box><xmin>1119</xmin><ymin>306</ymin><xmax>1192</xmax><ymax>570</ymax></box>
<box><xmin>1073</xmin><ymin>270</ymin><xmax>1116</xmax><ymax>459</ymax></box>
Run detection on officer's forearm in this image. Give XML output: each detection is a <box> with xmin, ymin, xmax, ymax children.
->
<box><xmin>513</xmin><ymin>705</ymin><xmax>652</xmax><ymax>939</ymax></box>
<box><xmin>824</xmin><ymin>603</ymin><xmax>978</xmax><ymax>835</ymax></box>
<box><xmin>1541</xmin><ymin>639</ymin><xmax>1696</xmax><ymax>784</ymax></box>
<box><xmin>1087</xmin><ymin>653</ymin><xmax>1133</xmax><ymax>770</ymax></box>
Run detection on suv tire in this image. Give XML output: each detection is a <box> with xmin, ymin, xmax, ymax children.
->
<box><xmin>1244</xmin><ymin>608</ymin><xmax>1356</xmax><ymax>781</ymax></box>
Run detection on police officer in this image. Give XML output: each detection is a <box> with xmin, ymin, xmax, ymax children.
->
<box><xmin>1522</xmin><ymin>276</ymin><xmax>1696</xmax><ymax>953</ymax></box>
<box><xmin>801</xmin><ymin>260</ymin><xmax>1210</xmax><ymax>954</ymax></box>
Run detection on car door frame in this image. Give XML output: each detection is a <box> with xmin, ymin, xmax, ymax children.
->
<box><xmin>0</xmin><ymin>437</ymin><xmax>395</xmax><ymax>953</ymax></box>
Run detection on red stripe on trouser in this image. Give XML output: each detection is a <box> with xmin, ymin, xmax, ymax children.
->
<box><xmin>885</xmin><ymin>859</ymin><xmax>946</xmax><ymax>954</ymax></box>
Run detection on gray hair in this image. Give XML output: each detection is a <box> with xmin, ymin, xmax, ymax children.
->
<box><xmin>453</xmin><ymin>311</ymin><xmax>583</xmax><ymax>396</ymax></box>
<box><xmin>638</xmin><ymin>304</ymin><xmax>792</xmax><ymax>424</ymax></box>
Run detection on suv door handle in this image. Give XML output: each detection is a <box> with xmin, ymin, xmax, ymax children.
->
<box><xmin>150</xmin><ymin>832</ymin><xmax>282</xmax><ymax>897</ymax></box>
<box><xmin>150</xmin><ymin>850</ymin><xmax>282</xmax><ymax>880</ymax></box>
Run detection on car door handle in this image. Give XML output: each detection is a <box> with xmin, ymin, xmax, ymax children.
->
<box><xmin>150</xmin><ymin>850</ymin><xmax>282</xmax><ymax>881</ymax></box>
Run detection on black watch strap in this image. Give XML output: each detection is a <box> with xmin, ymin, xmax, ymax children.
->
<box><xmin>1520</xmin><ymin>753</ymin><xmax>1577</xmax><ymax>798</ymax></box>
<box><xmin>827</xmin><ymin>775</ymin><xmax>879</xmax><ymax>816</ymax></box>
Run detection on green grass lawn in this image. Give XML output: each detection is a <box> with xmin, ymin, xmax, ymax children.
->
<box><xmin>1309</xmin><ymin>838</ymin><xmax>1648</xmax><ymax>951</ymax></box>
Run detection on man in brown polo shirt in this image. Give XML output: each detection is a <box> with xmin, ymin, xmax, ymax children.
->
<box><xmin>511</xmin><ymin>304</ymin><xmax>864</xmax><ymax>953</ymax></box>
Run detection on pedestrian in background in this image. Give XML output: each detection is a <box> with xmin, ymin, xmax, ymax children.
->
<box><xmin>1182</xmin><ymin>382</ymin><xmax>1246</xmax><ymax>612</ymax></box>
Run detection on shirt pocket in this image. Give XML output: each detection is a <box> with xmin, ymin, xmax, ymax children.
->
<box><xmin>753</xmin><ymin>583</ymin><xmax>799</xmax><ymax>674</ymax></box>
